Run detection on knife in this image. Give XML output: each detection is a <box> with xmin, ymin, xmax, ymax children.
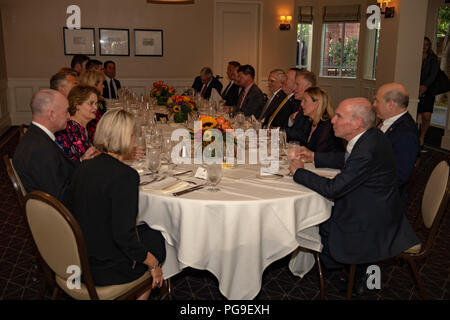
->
<box><xmin>172</xmin><ymin>170</ymin><xmax>193</xmax><ymax>177</ymax></box>
<box><xmin>173</xmin><ymin>184</ymin><xmax>206</xmax><ymax>197</ymax></box>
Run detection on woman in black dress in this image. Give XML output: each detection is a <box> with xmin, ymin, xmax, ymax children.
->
<box><xmin>68</xmin><ymin>108</ymin><xmax>166</xmax><ymax>300</ymax></box>
<box><xmin>418</xmin><ymin>37</ymin><xmax>439</xmax><ymax>148</ymax></box>
<box><xmin>299</xmin><ymin>87</ymin><xmax>343</xmax><ymax>152</ymax></box>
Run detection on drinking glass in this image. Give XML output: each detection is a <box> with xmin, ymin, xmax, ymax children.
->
<box><xmin>286</xmin><ymin>142</ymin><xmax>301</xmax><ymax>175</ymax></box>
<box><xmin>133</xmin><ymin>136</ymin><xmax>147</xmax><ymax>169</ymax></box>
<box><xmin>206</xmin><ymin>163</ymin><xmax>222</xmax><ymax>192</ymax></box>
<box><xmin>279</xmin><ymin>129</ymin><xmax>287</xmax><ymax>156</ymax></box>
<box><xmin>236</xmin><ymin>112</ymin><xmax>245</xmax><ymax>127</ymax></box>
<box><xmin>147</xmin><ymin>147</ymin><xmax>161</xmax><ymax>177</ymax></box>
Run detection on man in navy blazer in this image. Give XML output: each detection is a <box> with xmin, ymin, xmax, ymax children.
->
<box><xmin>221</xmin><ymin>61</ymin><xmax>241</xmax><ymax>107</ymax></box>
<box><xmin>13</xmin><ymin>90</ymin><xmax>97</xmax><ymax>205</ymax></box>
<box><xmin>103</xmin><ymin>61</ymin><xmax>122</xmax><ymax>99</ymax></box>
<box><xmin>373</xmin><ymin>83</ymin><xmax>420</xmax><ymax>207</ymax></box>
<box><xmin>192</xmin><ymin>67</ymin><xmax>223</xmax><ymax>100</ymax></box>
<box><xmin>290</xmin><ymin>98</ymin><xmax>419</xmax><ymax>269</ymax></box>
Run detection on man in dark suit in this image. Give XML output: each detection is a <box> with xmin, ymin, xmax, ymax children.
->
<box><xmin>235</xmin><ymin>64</ymin><xmax>265</xmax><ymax>119</ymax></box>
<box><xmin>192</xmin><ymin>67</ymin><xmax>223</xmax><ymax>100</ymax></box>
<box><xmin>103</xmin><ymin>60</ymin><xmax>121</xmax><ymax>99</ymax></box>
<box><xmin>373</xmin><ymin>82</ymin><xmax>420</xmax><ymax>207</ymax></box>
<box><xmin>222</xmin><ymin>61</ymin><xmax>241</xmax><ymax>107</ymax></box>
<box><xmin>284</xmin><ymin>70</ymin><xmax>316</xmax><ymax>142</ymax></box>
<box><xmin>264</xmin><ymin>68</ymin><xmax>302</xmax><ymax>128</ymax></box>
<box><xmin>13</xmin><ymin>89</ymin><xmax>97</xmax><ymax>204</ymax></box>
<box><xmin>49</xmin><ymin>71</ymin><xmax>79</xmax><ymax>98</ymax></box>
<box><xmin>259</xmin><ymin>69</ymin><xmax>287</xmax><ymax>122</ymax></box>
<box><xmin>290</xmin><ymin>97</ymin><xmax>419</xmax><ymax>271</ymax></box>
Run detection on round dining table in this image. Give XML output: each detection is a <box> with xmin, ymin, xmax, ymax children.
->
<box><xmin>135</xmin><ymin>123</ymin><xmax>339</xmax><ymax>299</ymax></box>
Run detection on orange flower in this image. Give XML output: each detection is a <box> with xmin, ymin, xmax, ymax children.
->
<box><xmin>200</xmin><ymin>114</ymin><xmax>207</xmax><ymax>119</ymax></box>
<box><xmin>183</xmin><ymin>96</ymin><xmax>190</xmax><ymax>102</ymax></box>
<box><xmin>176</xmin><ymin>96</ymin><xmax>184</xmax><ymax>103</ymax></box>
<box><xmin>216</xmin><ymin>116</ymin><xmax>225</xmax><ymax>125</ymax></box>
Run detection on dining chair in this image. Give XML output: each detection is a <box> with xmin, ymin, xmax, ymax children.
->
<box><xmin>24</xmin><ymin>190</ymin><xmax>172</xmax><ymax>300</ymax></box>
<box><xmin>2</xmin><ymin>154</ymin><xmax>60</xmax><ymax>299</ymax></box>
<box><xmin>345</xmin><ymin>160</ymin><xmax>449</xmax><ymax>300</ymax></box>
<box><xmin>19</xmin><ymin>124</ymin><xmax>28</xmax><ymax>140</ymax></box>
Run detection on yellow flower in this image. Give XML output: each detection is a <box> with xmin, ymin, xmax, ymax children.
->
<box><xmin>183</xmin><ymin>96</ymin><xmax>190</xmax><ymax>103</ymax></box>
<box><xmin>173</xmin><ymin>105</ymin><xmax>181</xmax><ymax>112</ymax></box>
<box><xmin>201</xmin><ymin>116</ymin><xmax>217</xmax><ymax>130</ymax></box>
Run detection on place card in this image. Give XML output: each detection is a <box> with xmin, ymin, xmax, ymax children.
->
<box><xmin>194</xmin><ymin>167</ymin><xmax>208</xmax><ymax>180</ymax></box>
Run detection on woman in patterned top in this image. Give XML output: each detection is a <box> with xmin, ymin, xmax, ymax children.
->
<box><xmin>80</xmin><ymin>70</ymin><xmax>106</xmax><ymax>141</ymax></box>
<box><xmin>56</xmin><ymin>85</ymin><xmax>100</xmax><ymax>162</ymax></box>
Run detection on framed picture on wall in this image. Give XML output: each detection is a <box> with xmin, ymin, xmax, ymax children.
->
<box><xmin>99</xmin><ymin>28</ymin><xmax>129</xmax><ymax>56</ymax></box>
<box><xmin>134</xmin><ymin>29</ymin><xmax>163</xmax><ymax>56</ymax></box>
<box><xmin>63</xmin><ymin>27</ymin><xmax>96</xmax><ymax>56</ymax></box>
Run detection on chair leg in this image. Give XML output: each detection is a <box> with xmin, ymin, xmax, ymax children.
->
<box><xmin>313</xmin><ymin>252</ymin><xmax>326</xmax><ymax>300</ymax></box>
<box><xmin>405</xmin><ymin>258</ymin><xmax>428</xmax><ymax>300</ymax></box>
<box><xmin>346</xmin><ymin>264</ymin><xmax>356</xmax><ymax>300</ymax></box>
<box><xmin>160</xmin><ymin>278</ymin><xmax>173</xmax><ymax>300</ymax></box>
<box><xmin>51</xmin><ymin>286</ymin><xmax>61</xmax><ymax>300</ymax></box>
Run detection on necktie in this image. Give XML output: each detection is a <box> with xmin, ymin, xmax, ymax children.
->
<box><xmin>344</xmin><ymin>151</ymin><xmax>350</xmax><ymax>162</ymax></box>
<box><xmin>201</xmin><ymin>84</ymin><xmax>208</xmax><ymax>97</ymax></box>
<box><xmin>237</xmin><ymin>88</ymin><xmax>246</xmax><ymax>110</ymax></box>
<box><xmin>266</xmin><ymin>95</ymin><xmax>290</xmax><ymax>128</ymax></box>
<box><xmin>110</xmin><ymin>79</ymin><xmax>116</xmax><ymax>99</ymax></box>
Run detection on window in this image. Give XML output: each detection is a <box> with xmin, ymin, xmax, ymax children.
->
<box><xmin>297</xmin><ymin>24</ymin><xmax>313</xmax><ymax>70</ymax></box>
<box><xmin>320</xmin><ymin>22</ymin><xmax>360</xmax><ymax>78</ymax></box>
<box><xmin>363</xmin><ymin>27</ymin><xmax>380</xmax><ymax>80</ymax></box>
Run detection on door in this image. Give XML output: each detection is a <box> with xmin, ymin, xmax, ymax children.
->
<box><xmin>214</xmin><ymin>1</ymin><xmax>261</xmax><ymax>83</ymax></box>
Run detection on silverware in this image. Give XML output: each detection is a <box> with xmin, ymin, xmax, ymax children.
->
<box><xmin>172</xmin><ymin>170</ymin><xmax>192</xmax><ymax>177</ymax></box>
<box><xmin>140</xmin><ymin>175</ymin><xmax>165</xmax><ymax>186</ymax></box>
<box><xmin>173</xmin><ymin>184</ymin><xmax>206</xmax><ymax>197</ymax></box>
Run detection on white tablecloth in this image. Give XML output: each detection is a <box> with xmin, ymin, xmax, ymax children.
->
<box><xmin>136</xmin><ymin>162</ymin><xmax>337</xmax><ymax>300</ymax></box>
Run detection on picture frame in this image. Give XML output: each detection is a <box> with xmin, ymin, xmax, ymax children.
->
<box><xmin>63</xmin><ymin>27</ymin><xmax>96</xmax><ymax>56</ymax></box>
<box><xmin>134</xmin><ymin>29</ymin><xmax>164</xmax><ymax>56</ymax></box>
<box><xmin>99</xmin><ymin>28</ymin><xmax>130</xmax><ymax>56</ymax></box>
<box><xmin>147</xmin><ymin>0</ymin><xmax>194</xmax><ymax>4</ymax></box>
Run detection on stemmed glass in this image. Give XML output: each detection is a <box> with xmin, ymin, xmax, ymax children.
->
<box><xmin>147</xmin><ymin>147</ymin><xmax>161</xmax><ymax>177</ymax></box>
<box><xmin>279</xmin><ymin>129</ymin><xmax>287</xmax><ymax>156</ymax></box>
<box><xmin>206</xmin><ymin>163</ymin><xmax>222</xmax><ymax>192</ymax></box>
<box><xmin>161</xmin><ymin>138</ymin><xmax>176</xmax><ymax>176</ymax></box>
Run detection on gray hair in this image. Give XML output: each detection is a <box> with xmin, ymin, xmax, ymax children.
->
<box><xmin>350</xmin><ymin>98</ymin><xmax>376</xmax><ymax>128</ymax></box>
<box><xmin>50</xmin><ymin>72</ymin><xmax>70</xmax><ymax>90</ymax></box>
<box><xmin>384</xmin><ymin>89</ymin><xmax>409</xmax><ymax>108</ymax></box>
<box><xmin>200</xmin><ymin>67</ymin><xmax>213</xmax><ymax>77</ymax></box>
<box><xmin>270</xmin><ymin>69</ymin><xmax>287</xmax><ymax>81</ymax></box>
<box><xmin>30</xmin><ymin>89</ymin><xmax>58</xmax><ymax>115</ymax></box>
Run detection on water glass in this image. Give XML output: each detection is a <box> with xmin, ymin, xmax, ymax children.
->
<box><xmin>236</xmin><ymin>112</ymin><xmax>245</xmax><ymax>127</ymax></box>
<box><xmin>206</xmin><ymin>163</ymin><xmax>222</xmax><ymax>192</ymax></box>
<box><xmin>147</xmin><ymin>147</ymin><xmax>161</xmax><ymax>177</ymax></box>
<box><xmin>133</xmin><ymin>136</ymin><xmax>147</xmax><ymax>168</ymax></box>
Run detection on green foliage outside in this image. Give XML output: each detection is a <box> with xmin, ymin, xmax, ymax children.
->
<box><xmin>328</xmin><ymin>37</ymin><xmax>358</xmax><ymax>76</ymax></box>
<box><xmin>437</xmin><ymin>6</ymin><xmax>449</xmax><ymax>38</ymax></box>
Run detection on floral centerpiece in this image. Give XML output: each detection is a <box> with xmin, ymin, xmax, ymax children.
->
<box><xmin>192</xmin><ymin>115</ymin><xmax>235</xmax><ymax>153</ymax></box>
<box><xmin>150</xmin><ymin>81</ymin><xmax>175</xmax><ymax>106</ymax></box>
<box><xmin>167</xmin><ymin>94</ymin><xmax>198</xmax><ymax>123</ymax></box>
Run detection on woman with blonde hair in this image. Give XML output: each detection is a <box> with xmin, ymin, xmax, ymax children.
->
<box><xmin>300</xmin><ymin>87</ymin><xmax>343</xmax><ymax>152</ymax></box>
<box><xmin>80</xmin><ymin>70</ymin><xmax>107</xmax><ymax>140</ymax></box>
<box><xmin>68</xmin><ymin>108</ymin><xmax>166</xmax><ymax>299</ymax></box>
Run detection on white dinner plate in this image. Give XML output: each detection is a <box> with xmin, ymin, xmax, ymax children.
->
<box><xmin>256</xmin><ymin>173</ymin><xmax>283</xmax><ymax>180</ymax></box>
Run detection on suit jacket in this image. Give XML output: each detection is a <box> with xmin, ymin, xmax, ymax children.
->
<box><xmin>284</xmin><ymin>109</ymin><xmax>312</xmax><ymax>144</ymax></box>
<box><xmin>304</xmin><ymin>119</ymin><xmax>344</xmax><ymax>153</ymax></box>
<box><xmin>221</xmin><ymin>81</ymin><xmax>240</xmax><ymax>106</ymax></box>
<box><xmin>102</xmin><ymin>78</ymin><xmax>121</xmax><ymax>99</ymax></box>
<box><xmin>192</xmin><ymin>76</ymin><xmax>223</xmax><ymax>100</ymax></box>
<box><xmin>293</xmin><ymin>128</ymin><xmax>419</xmax><ymax>264</ymax></box>
<box><xmin>384</xmin><ymin>112</ymin><xmax>420</xmax><ymax>206</ymax></box>
<box><xmin>267</xmin><ymin>95</ymin><xmax>300</xmax><ymax>128</ymax></box>
<box><xmin>12</xmin><ymin>123</ymin><xmax>77</xmax><ymax>204</ymax></box>
<box><xmin>237</xmin><ymin>83</ymin><xmax>266</xmax><ymax>119</ymax></box>
<box><xmin>260</xmin><ymin>90</ymin><xmax>287</xmax><ymax>123</ymax></box>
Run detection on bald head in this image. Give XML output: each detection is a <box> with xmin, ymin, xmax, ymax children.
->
<box><xmin>31</xmin><ymin>89</ymin><xmax>69</xmax><ymax>133</ymax></box>
<box><xmin>332</xmin><ymin>97</ymin><xmax>375</xmax><ymax>141</ymax></box>
<box><xmin>373</xmin><ymin>82</ymin><xmax>409</xmax><ymax>120</ymax></box>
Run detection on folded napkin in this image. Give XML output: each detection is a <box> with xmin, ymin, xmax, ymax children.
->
<box><xmin>141</xmin><ymin>180</ymin><xmax>191</xmax><ymax>195</ymax></box>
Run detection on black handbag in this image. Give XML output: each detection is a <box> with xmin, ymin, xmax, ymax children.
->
<box><xmin>428</xmin><ymin>69</ymin><xmax>450</xmax><ymax>96</ymax></box>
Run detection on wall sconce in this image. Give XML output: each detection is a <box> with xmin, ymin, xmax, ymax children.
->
<box><xmin>279</xmin><ymin>15</ymin><xmax>292</xmax><ymax>31</ymax></box>
<box><xmin>377</xmin><ymin>0</ymin><xmax>395</xmax><ymax>18</ymax></box>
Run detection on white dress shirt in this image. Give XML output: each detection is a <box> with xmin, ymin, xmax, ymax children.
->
<box><xmin>379</xmin><ymin>111</ymin><xmax>407</xmax><ymax>133</ymax></box>
<box><xmin>105</xmin><ymin>75</ymin><xmax>118</xmax><ymax>98</ymax></box>
<box><xmin>346</xmin><ymin>130</ymin><xmax>367</xmax><ymax>155</ymax></box>
<box><xmin>32</xmin><ymin>121</ymin><xmax>55</xmax><ymax>141</ymax></box>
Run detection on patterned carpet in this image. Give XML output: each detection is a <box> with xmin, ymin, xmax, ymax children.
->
<box><xmin>0</xmin><ymin>126</ymin><xmax>449</xmax><ymax>300</ymax></box>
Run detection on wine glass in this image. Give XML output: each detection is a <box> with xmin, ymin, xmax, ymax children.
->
<box><xmin>147</xmin><ymin>147</ymin><xmax>161</xmax><ymax>177</ymax></box>
<box><xmin>236</xmin><ymin>112</ymin><xmax>245</xmax><ymax>127</ymax></box>
<box><xmin>206</xmin><ymin>163</ymin><xmax>222</xmax><ymax>192</ymax></box>
<box><xmin>286</xmin><ymin>142</ymin><xmax>301</xmax><ymax>176</ymax></box>
<box><xmin>279</xmin><ymin>129</ymin><xmax>287</xmax><ymax>156</ymax></box>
